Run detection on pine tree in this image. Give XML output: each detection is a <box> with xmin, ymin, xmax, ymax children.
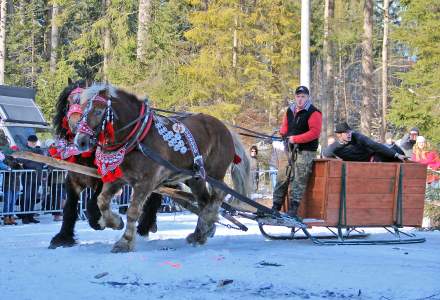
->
<box><xmin>389</xmin><ymin>0</ymin><xmax>440</xmax><ymax>144</ymax></box>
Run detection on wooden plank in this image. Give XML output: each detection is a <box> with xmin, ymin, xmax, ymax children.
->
<box><xmin>402</xmin><ymin>179</ymin><xmax>427</xmax><ymax>194</ymax></box>
<box><xmin>311</xmin><ymin>161</ymin><xmax>328</xmax><ymax>177</ymax></box>
<box><xmin>346</xmin><ymin>178</ymin><xmax>396</xmax><ymax>194</ymax></box>
<box><xmin>328</xmin><ymin>160</ymin><xmax>343</xmax><ymax>177</ymax></box>
<box><xmin>326</xmin><ymin>193</ymin><xmax>395</xmax><ymax>209</ymax></box>
<box><xmin>325</xmin><ymin>208</ymin><xmax>394</xmax><ymax>226</ymax></box>
<box><xmin>402</xmin><ymin>162</ymin><xmax>428</xmax><ymax>179</ymax></box>
<box><xmin>11</xmin><ymin>151</ymin><xmax>100</xmax><ymax>178</ymax></box>
<box><xmin>402</xmin><ymin>209</ymin><xmax>424</xmax><ymax>226</ymax></box>
<box><xmin>9</xmin><ymin>151</ymin><xmax>197</xmax><ymax>209</ymax></box>
<box><xmin>403</xmin><ymin>194</ymin><xmax>426</xmax><ymax>209</ymax></box>
<box><xmin>346</xmin><ymin>163</ymin><xmax>398</xmax><ymax>179</ymax></box>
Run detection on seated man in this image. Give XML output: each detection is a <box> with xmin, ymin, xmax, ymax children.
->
<box><xmin>323</xmin><ymin>122</ymin><xmax>406</xmax><ymax>162</ymax></box>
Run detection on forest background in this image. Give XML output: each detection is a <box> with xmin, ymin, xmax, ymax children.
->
<box><xmin>0</xmin><ymin>0</ymin><xmax>438</xmax><ymax>146</ymax></box>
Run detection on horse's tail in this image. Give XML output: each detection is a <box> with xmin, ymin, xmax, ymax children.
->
<box><xmin>229</xmin><ymin>129</ymin><xmax>251</xmax><ymax>198</ymax></box>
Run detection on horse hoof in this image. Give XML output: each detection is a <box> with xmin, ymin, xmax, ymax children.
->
<box><xmin>89</xmin><ymin>219</ymin><xmax>104</xmax><ymax>231</ymax></box>
<box><xmin>186</xmin><ymin>233</ymin><xmax>207</xmax><ymax>246</ymax></box>
<box><xmin>49</xmin><ymin>233</ymin><xmax>76</xmax><ymax>249</ymax></box>
<box><xmin>137</xmin><ymin>225</ymin><xmax>149</xmax><ymax>237</ymax></box>
<box><xmin>111</xmin><ymin>240</ymin><xmax>133</xmax><ymax>253</ymax></box>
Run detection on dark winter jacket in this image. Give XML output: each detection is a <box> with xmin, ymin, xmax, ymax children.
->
<box><xmin>323</xmin><ymin>131</ymin><xmax>400</xmax><ymax>162</ymax></box>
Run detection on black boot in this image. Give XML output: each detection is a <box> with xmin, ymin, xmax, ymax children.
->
<box><xmin>271</xmin><ymin>201</ymin><xmax>282</xmax><ymax>212</ymax></box>
<box><xmin>287</xmin><ymin>201</ymin><xmax>300</xmax><ymax>217</ymax></box>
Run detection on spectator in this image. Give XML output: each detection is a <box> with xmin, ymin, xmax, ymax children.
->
<box><xmin>397</xmin><ymin>127</ymin><xmax>419</xmax><ymax>157</ymax></box>
<box><xmin>412</xmin><ymin>136</ymin><xmax>440</xmax><ymax>184</ymax></box>
<box><xmin>249</xmin><ymin>145</ymin><xmax>260</xmax><ymax>192</ymax></box>
<box><xmin>385</xmin><ymin>132</ymin><xmax>405</xmax><ymax>156</ymax></box>
<box><xmin>19</xmin><ymin>135</ymin><xmax>45</xmax><ymax>224</ymax></box>
<box><xmin>45</xmin><ymin>167</ymin><xmax>65</xmax><ymax>221</ymax></box>
<box><xmin>2</xmin><ymin>155</ymin><xmax>22</xmax><ymax>225</ymax></box>
<box><xmin>323</xmin><ymin>122</ymin><xmax>406</xmax><ymax>162</ymax></box>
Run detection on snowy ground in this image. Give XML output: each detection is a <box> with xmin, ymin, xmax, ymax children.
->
<box><xmin>0</xmin><ymin>213</ymin><xmax>439</xmax><ymax>300</ymax></box>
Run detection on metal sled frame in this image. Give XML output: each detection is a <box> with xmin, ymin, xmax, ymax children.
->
<box><xmin>253</xmin><ymin>163</ymin><xmax>426</xmax><ymax>245</ymax></box>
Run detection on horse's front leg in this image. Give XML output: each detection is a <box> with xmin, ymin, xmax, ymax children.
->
<box><xmin>111</xmin><ymin>182</ymin><xmax>151</xmax><ymax>253</ymax></box>
<box><xmin>97</xmin><ymin>181</ymin><xmax>125</xmax><ymax>230</ymax></box>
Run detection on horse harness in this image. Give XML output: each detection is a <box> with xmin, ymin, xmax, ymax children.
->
<box><xmin>76</xmin><ymin>93</ymin><xmax>206</xmax><ymax>182</ymax></box>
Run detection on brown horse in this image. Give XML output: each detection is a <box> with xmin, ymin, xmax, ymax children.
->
<box><xmin>74</xmin><ymin>83</ymin><xmax>250</xmax><ymax>252</ymax></box>
<box><xmin>49</xmin><ymin>81</ymin><xmax>161</xmax><ymax>249</ymax></box>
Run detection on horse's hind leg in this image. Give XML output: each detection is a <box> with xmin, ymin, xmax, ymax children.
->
<box><xmin>137</xmin><ymin>192</ymin><xmax>162</xmax><ymax>237</ymax></box>
<box><xmin>97</xmin><ymin>181</ymin><xmax>125</xmax><ymax>230</ymax></box>
<box><xmin>186</xmin><ymin>179</ymin><xmax>224</xmax><ymax>246</ymax></box>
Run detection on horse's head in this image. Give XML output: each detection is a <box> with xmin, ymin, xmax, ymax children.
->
<box><xmin>74</xmin><ymin>84</ymin><xmax>116</xmax><ymax>151</ymax></box>
<box><xmin>54</xmin><ymin>80</ymin><xmax>90</xmax><ymax>138</ymax></box>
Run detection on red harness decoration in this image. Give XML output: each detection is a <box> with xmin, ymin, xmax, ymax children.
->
<box><xmin>94</xmin><ymin>146</ymin><xmax>126</xmax><ymax>183</ymax></box>
<box><xmin>93</xmin><ymin>107</ymin><xmax>153</xmax><ymax>183</ymax></box>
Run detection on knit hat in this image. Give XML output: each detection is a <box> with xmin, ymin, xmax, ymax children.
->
<box><xmin>27</xmin><ymin>135</ymin><xmax>38</xmax><ymax>142</ymax></box>
<box><xmin>334</xmin><ymin>122</ymin><xmax>351</xmax><ymax>133</ymax></box>
<box><xmin>416</xmin><ymin>136</ymin><xmax>425</xmax><ymax>143</ymax></box>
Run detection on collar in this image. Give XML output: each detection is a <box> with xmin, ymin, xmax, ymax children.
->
<box><xmin>289</xmin><ymin>99</ymin><xmax>312</xmax><ymax>113</ymax></box>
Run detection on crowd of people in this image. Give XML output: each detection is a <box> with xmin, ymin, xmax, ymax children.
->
<box><xmin>0</xmin><ymin>134</ymin><xmax>66</xmax><ymax>225</ymax></box>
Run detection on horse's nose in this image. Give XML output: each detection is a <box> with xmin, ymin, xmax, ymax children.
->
<box><xmin>74</xmin><ymin>135</ymin><xmax>89</xmax><ymax>151</ymax></box>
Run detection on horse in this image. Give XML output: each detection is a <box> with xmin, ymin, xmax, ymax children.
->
<box><xmin>49</xmin><ymin>80</ymin><xmax>162</xmax><ymax>249</ymax></box>
<box><xmin>74</xmin><ymin>83</ymin><xmax>250</xmax><ymax>252</ymax></box>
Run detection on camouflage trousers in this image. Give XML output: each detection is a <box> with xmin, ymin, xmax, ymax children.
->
<box><xmin>272</xmin><ymin>150</ymin><xmax>315</xmax><ymax>209</ymax></box>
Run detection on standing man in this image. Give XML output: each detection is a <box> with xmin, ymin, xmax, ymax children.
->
<box><xmin>272</xmin><ymin>86</ymin><xmax>322</xmax><ymax>218</ymax></box>
<box><xmin>396</xmin><ymin>128</ymin><xmax>419</xmax><ymax>157</ymax></box>
<box><xmin>19</xmin><ymin>135</ymin><xmax>45</xmax><ymax>224</ymax></box>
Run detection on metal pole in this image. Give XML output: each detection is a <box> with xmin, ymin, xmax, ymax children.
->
<box><xmin>300</xmin><ymin>0</ymin><xmax>311</xmax><ymax>89</ymax></box>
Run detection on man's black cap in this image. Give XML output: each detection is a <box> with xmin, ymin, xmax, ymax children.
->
<box><xmin>409</xmin><ymin>127</ymin><xmax>419</xmax><ymax>134</ymax></box>
<box><xmin>295</xmin><ymin>86</ymin><xmax>310</xmax><ymax>95</ymax></box>
<box><xmin>27</xmin><ymin>135</ymin><xmax>38</xmax><ymax>142</ymax></box>
<box><xmin>334</xmin><ymin>122</ymin><xmax>351</xmax><ymax>133</ymax></box>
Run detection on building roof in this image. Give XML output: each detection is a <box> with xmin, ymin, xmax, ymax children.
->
<box><xmin>0</xmin><ymin>85</ymin><xmax>48</xmax><ymax>126</ymax></box>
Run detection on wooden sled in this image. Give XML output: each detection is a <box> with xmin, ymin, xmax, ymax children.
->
<box><xmin>259</xmin><ymin>159</ymin><xmax>427</xmax><ymax>245</ymax></box>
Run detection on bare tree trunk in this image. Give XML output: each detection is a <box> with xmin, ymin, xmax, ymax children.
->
<box><xmin>232</xmin><ymin>15</ymin><xmax>238</xmax><ymax>68</ymax></box>
<box><xmin>361</xmin><ymin>0</ymin><xmax>374</xmax><ymax>136</ymax></box>
<box><xmin>49</xmin><ymin>2</ymin><xmax>59</xmax><ymax>73</ymax></box>
<box><xmin>323</xmin><ymin>0</ymin><xmax>335</xmax><ymax>145</ymax></box>
<box><xmin>381</xmin><ymin>0</ymin><xmax>390</xmax><ymax>142</ymax></box>
<box><xmin>136</xmin><ymin>0</ymin><xmax>151</xmax><ymax>61</ymax></box>
<box><xmin>0</xmin><ymin>0</ymin><xmax>7</xmax><ymax>84</ymax></box>
<box><xmin>102</xmin><ymin>0</ymin><xmax>111</xmax><ymax>80</ymax></box>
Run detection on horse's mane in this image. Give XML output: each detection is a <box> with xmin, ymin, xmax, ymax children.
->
<box><xmin>80</xmin><ymin>83</ymin><xmax>141</xmax><ymax>106</ymax></box>
<box><xmin>53</xmin><ymin>80</ymin><xmax>88</xmax><ymax>137</ymax></box>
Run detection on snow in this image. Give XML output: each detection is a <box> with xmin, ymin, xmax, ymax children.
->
<box><xmin>0</xmin><ymin>213</ymin><xmax>439</xmax><ymax>300</ymax></box>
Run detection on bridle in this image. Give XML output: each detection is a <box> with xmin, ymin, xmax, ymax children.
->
<box><xmin>77</xmin><ymin>92</ymin><xmax>152</xmax><ymax>152</ymax></box>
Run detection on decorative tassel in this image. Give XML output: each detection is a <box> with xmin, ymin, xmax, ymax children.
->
<box><xmin>101</xmin><ymin>167</ymin><xmax>124</xmax><ymax>183</ymax></box>
<box><xmin>66</xmin><ymin>156</ymin><xmax>77</xmax><ymax>163</ymax></box>
<box><xmin>48</xmin><ymin>147</ymin><xmax>58</xmax><ymax>157</ymax></box>
<box><xmin>81</xmin><ymin>151</ymin><xmax>93</xmax><ymax>158</ymax></box>
<box><xmin>98</xmin><ymin>131</ymin><xmax>105</xmax><ymax>144</ymax></box>
<box><xmin>233</xmin><ymin>154</ymin><xmax>242</xmax><ymax>164</ymax></box>
<box><xmin>62</xmin><ymin>117</ymin><xmax>69</xmax><ymax>130</ymax></box>
<box><xmin>105</xmin><ymin>122</ymin><xmax>115</xmax><ymax>143</ymax></box>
